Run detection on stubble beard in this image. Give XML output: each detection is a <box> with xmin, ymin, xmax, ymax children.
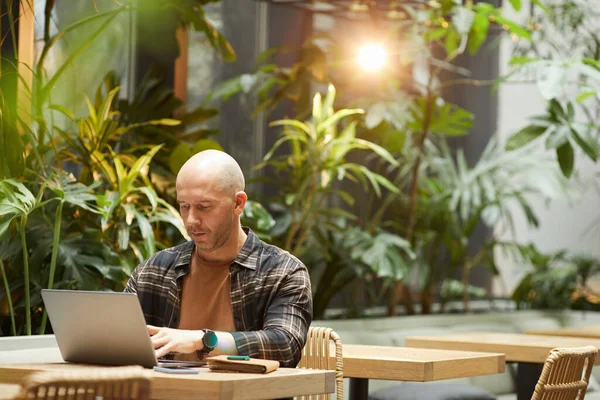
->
<box><xmin>193</xmin><ymin>216</ymin><xmax>234</xmax><ymax>252</ymax></box>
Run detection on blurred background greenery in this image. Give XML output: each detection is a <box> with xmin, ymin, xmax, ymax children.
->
<box><xmin>1</xmin><ymin>0</ymin><xmax>600</xmax><ymax>335</ymax></box>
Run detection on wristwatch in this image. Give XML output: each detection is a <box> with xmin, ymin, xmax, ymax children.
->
<box><xmin>196</xmin><ymin>329</ymin><xmax>218</xmax><ymax>360</ymax></box>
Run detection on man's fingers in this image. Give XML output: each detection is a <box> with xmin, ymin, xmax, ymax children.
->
<box><xmin>147</xmin><ymin>325</ymin><xmax>160</xmax><ymax>335</ymax></box>
<box><xmin>151</xmin><ymin>335</ymin><xmax>169</xmax><ymax>350</ymax></box>
<box><xmin>155</xmin><ymin>343</ymin><xmax>174</xmax><ymax>359</ymax></box>
<box><xmin>152</xmin><ymin>330</ymin><xmax>167</xmax><ymax>340</ymax></box>
<box><xmin>147</xmin><ymin>328</ymin><xmax>197</xmax><ymax>358</ymax></box>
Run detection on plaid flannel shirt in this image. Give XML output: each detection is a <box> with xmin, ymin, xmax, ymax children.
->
<box><xmin>124</xmin><ymin>228</ymin><xmax>312</xmax><ymax>367</ymax></box>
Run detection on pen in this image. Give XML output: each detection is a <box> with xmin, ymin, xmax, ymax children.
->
<box><xmin>227</xmin><ymin>355</ymin><xmax>250</xmax><ymax>361</ymax></box>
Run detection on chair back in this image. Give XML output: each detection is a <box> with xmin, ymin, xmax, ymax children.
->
<box><xmin>14</xmin><ymin>366</ymin><xmax>151</xmax><ymax>400</ymax></box>
<box><xmin>531</xmin><ymin>345</ymin><xmax>597</xmax><ymax>400</ymax></box>
<box><xmin>296</xmin><ymin>326</ymin><xmax>343</xmax><ymax>400</ymax></box>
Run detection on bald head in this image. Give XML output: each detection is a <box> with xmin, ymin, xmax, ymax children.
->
<box><xmin>177</xmin><ymin>150</ymin><xmax>248</xmax><ymax>254</ymax></box>
<box><xmin>177</xmin><ymin>150</ymin><xmax>245</xmax><ymax>196</ymax></box>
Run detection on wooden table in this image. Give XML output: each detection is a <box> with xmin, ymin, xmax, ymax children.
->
<box><xmin>0</xmin><ymin>384</ymin><xmax>19</xmax><ymax>400</ymax></box>
<box><xmin>335</xmin><ymin>344</ymin><xmax>505</xmax><ymax>400</ymax></box>
<box><xmin>405</xmin><ymin>332</ymin><xmax>600</xmax><ymax>400</ymax></box>
<box><xmin>0</xmin><ymin>348</ymin><xmax>335</xmax><ymax>400</ymax></box>
<box><xmin>527</xmin><ymin>326</ymin><xmax>600</xmax><ymax>339</ymax></box>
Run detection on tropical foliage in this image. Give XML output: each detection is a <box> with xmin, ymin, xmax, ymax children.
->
<box><xmin>214</xmin><ymin>0</ymin><xmax>600</xmax><ymax>316</ymax></box>
<box><xmin>2</xmin><ymin>0</ymin><xmax>600</xmax><ymax>333</ymax></box>
<box><xmin>0</xmin><ymin>0</ymin><xmax>234</xmax><ymax>335</ymax></box>
<box><xmin>256</xmin><ymin>86</ymin><xmax>413</xmax><ymax>318</ymax></box>
<box><xmin>261</xmin><ymin>85</ymin><xmax>400</xmax><ymax>255</ymax></box>
<box><xmin>512</xmin><ymin>245</ymin><xmax>600</xmax><ymax>311</ymax></box>
<box><xmin>504</xmin><ymin>0</ymin><xmax>600</xmax><ymax>175</ymax></box>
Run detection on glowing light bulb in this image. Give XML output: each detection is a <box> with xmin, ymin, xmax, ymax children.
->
<box><xmin>357</xmin><ymin>44</ymin><xmax>387</xmax><ymax>71</ymax></box>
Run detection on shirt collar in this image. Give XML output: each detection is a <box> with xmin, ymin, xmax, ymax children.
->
<box><xmin>233</xmin><ymin>227</ymin><xmax>260</xmax><ymax>271</ymax></box>
<box><xmin>174</xmin><ymin>227</ymin><xmax>261</xmax><ymax>271</ymax></box>
<box><xmin>174</xmin><ymin>241</ymin><xmax>195</xmax><ymax>270</ymax></box>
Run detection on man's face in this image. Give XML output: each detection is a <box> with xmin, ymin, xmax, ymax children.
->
<box><xmin>177</xmin><ymin>182</ymin><xmax>236</xmax><ymax>252</ymax></box>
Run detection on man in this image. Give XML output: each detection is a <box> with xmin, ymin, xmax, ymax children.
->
<box><xmin>124</xmin><ymin>150</ymin><xmax>312</xmax><ymax>367</ymax></box>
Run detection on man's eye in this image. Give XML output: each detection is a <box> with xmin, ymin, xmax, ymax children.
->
<box><xmin>180</xmin><ymin>204</ymin><xmax>190</xmax><ymax>210</ymax></box>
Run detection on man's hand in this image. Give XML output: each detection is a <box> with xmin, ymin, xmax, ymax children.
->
<box><xmin>147</xmin><ymin>325</ymin><xmax>203</xmax><ymax>359</ymax></box>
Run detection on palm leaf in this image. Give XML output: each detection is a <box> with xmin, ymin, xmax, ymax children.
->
<box><xmin>134</xmin><ymin>211</ymin><xmax>155</xmax><ymax>258</ymax></box>
<box><xmin>318</xmin><ymin>109</ymin><xmax>364</xmax><ymax>134</ymax></box>
<box><xmin>121</xmin><ymin>145</ymin><xmax>163</xmax><ymax>196</ymax></box>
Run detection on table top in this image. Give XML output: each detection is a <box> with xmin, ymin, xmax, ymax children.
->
<box><xmin>336</xmin><ymin>344</ymin><xmax>505</xmax><ymax>381</ymax></box>
<box><xmin>0</xmin><ymin>348</ymin><xmax>334</xmax><ymax>400</ymax></box>
<box><xmin>0</xmin><ymin>384</ymin><xmax>19</xmax><ymax>400</ymax></box>
<box><xmin>405</xmin><ymin>332</ymin><xmax>600</xmax><ymax>364</ymax></box>
<box><xmin>527</xmin><ymin>326</ymin><xmax>600</xmax><ymax>339</ymax></box>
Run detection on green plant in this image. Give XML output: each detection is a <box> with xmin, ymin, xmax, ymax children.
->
<box><xmin>300</xmin><ymin>220</ymin><xmax>366</xmax><ymax>320</ymax></box>
<box><xmin>51</xmin><ymin>86</ymin><xmax>190</xmax><ymax>261</ymax></box>
<box><xmin>256</xmin><ymin>85</ymin><xmax>405</xmax><ymax>316</ymax></box>
<box><xmin>240</xmin><ymin>200</ymin><xmax>276</xmax><ymax>241</ymax></box>
<box><xmin>431</xmin><ymin>137</ymin><xmax>571</xmax><ymax>311</ymax></box>
<box><xmin>503</xmin><ymin>0</ymin><xmax>600</xmax><ymax>176</ymax></box>
<box><xmin>440</xmin><ymin>279</ymin><xmax>487</xmax><ymax>305</ymax></box>
<box><xmin>0</xmin><ymin>103</ymin><xmax>186</xmax><ymax>335</ymax></box>
<box><xmin>346</xmin><ymin>228</ymin><xmax>415</xmax><ymax>283</ymax></box>
<box><xmin>260</xmin><ymin>85</ymin><xmax>400</xmax><ymax>257</ymax></box>
<box><xmin>512</xmin><ymin>247</ymin><xmax>600</xmax><ymax>311</ymax></box>
<box><xmin>95</xmin><ymin>67</ymin><xmax>223</xmax><ymax>187</ymax></box>
<box><xmin>0</xmin><ymin>180</ymin><xmax>41</xmax><ymax>335</ymax></box>
<box><xmin>374</xmin><ymin>0</ymin><xmax>534</xmax><ymax>315</ymax></box>
<box><xmin>357</xmin><ymin>133</ymin><xmax>571</xmax><ymax>313</ymax></box>
<box><xmin>506</xmin><ymin>96</ymin><xmax>599</xmax><ymax>177</ymax></box>
<box><xmin>0</xmin><ymin>0</ymin><xmax>236</xmax><ymax>335</ymax></box>
<box><xmin>217</xmin><ymin>0</ymin><xmax>541</xmax><ymax>315</ymax></box>
<box><xmin>0</xmin><ymin>242</ymin><xmax>19</xmax><ymax>335</ymax></box>
<box><xmin>209</xmin><ymin>35</ymin><xmax>330</xmax><ymax>118</ymax></box>
<box><xmin>0</xmin><ymin>174</ymin><xmax>116</xmax><ymax>335</ymax></box>
<box><xmin>512</xmin><ymin>246</ymin><xmax>575</xmax><ymax>309</ymax></box>
<box><xmin>39</xmin><ymin>174</ymin><xmax>108</xmax><ymax>334</ymax></box>
<box><xmin>570</xmin><ymin>255</ymin><xmax>600</xmax><ymax>311</ymax></box>
<box><xmin>164</xmin><ymin>0</ymin><xmax>235</xmax><ymax>62</ymax></box>
<box><xmin>302</xmin><ymin>221</ymin><xmax>416</xmax><ymax>319</ymax></box>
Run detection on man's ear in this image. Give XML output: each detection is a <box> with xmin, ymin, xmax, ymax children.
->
<box><xmin>233</xmin><ymin>191</ymin><xmax>248</xmax><ymax>215</ymax></box>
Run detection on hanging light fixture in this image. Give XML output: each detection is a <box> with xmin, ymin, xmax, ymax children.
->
<box><xmin>357</xmin><ymin>43</ymin><xmax>387</xmax><ymax>71</ymax></box>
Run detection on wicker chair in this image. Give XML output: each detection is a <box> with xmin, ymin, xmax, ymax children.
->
<box><xmin>14</xmin><ymin>366</ymin><xmax>152</xmax><ymax>400</ymax></box>
<box><xmin>296</xmin><ymin>326</ymin><xmax>344</xmax><ymax>400</ymax></box>
<box><xmin>531</xmin><ymin>346</ymin><xmax>598</xmax><ymax>400</ymax></box>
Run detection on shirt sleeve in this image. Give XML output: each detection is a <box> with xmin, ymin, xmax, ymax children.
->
<box><xmin>123</xmin><ymin>264</ymin><xmax>139</xmax><ymax>293</ymax></box>
<box><xmin>231</xmin><ymin>263</ymin><xmax>312</xmax><ymax>367</ymax></box>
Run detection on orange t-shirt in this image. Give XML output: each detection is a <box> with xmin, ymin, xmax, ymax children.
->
<box><xmin>175</xmin><ymin>250</ymin><xmax>235</xmax><ymax>360</ymax></box>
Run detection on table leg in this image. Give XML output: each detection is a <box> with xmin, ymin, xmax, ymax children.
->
<box><xmin>349</xmin><ymin>377</ymin><xmax>369</xmax><ymax>400</ymax></box>
<box><xmin>516</xmin><ymin>362</ymin><xmax>543</xmax><ymax>400</ymax></box>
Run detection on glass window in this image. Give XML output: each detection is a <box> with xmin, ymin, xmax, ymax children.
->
<box><xmin>186</xmin><ymin>1</ymin><xmax>222</xmax><ymax>130</ymax></box>
<box><xmin>33</xmin><ymin>0</ymin><xmax>134</xmax><ymax>115</ymax></box>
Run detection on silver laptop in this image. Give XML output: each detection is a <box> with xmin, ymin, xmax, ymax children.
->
<box><xmin>41</xmin><ymin>289</ymin><xmax>159</xmax><ymax>368</ymax></box>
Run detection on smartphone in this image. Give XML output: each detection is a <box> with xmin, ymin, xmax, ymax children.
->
<box><xmin>153</xmin><ymin>366</ymin><xmax>201</xmax><ymax>374</ymax></box>
<box><xmin>157</xmin><ymin>360</ymin><xmax>207</xmax><ymax>368</ymax></box>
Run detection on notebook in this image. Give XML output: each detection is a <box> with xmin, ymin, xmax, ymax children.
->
<box><xmin>206</xmin><ymin>355</ymin><xmax>279</xmax><ymax>374</ymax></box>
<box><xmin>41</xmin><ymin>289</ymin><xmax>204</xmax><ymax>369</ymax></box>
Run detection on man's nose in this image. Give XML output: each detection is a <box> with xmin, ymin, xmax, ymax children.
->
<box><xmin>187</xmin><ymin>209</ymin><xmax>202</xmax><ymax>225</ymax></box>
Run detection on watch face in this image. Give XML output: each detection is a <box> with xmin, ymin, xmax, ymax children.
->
<box><xmin>204</xmin><ymin>330</ymin><xmax>218</xmax><ymax>349</ymax></box>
